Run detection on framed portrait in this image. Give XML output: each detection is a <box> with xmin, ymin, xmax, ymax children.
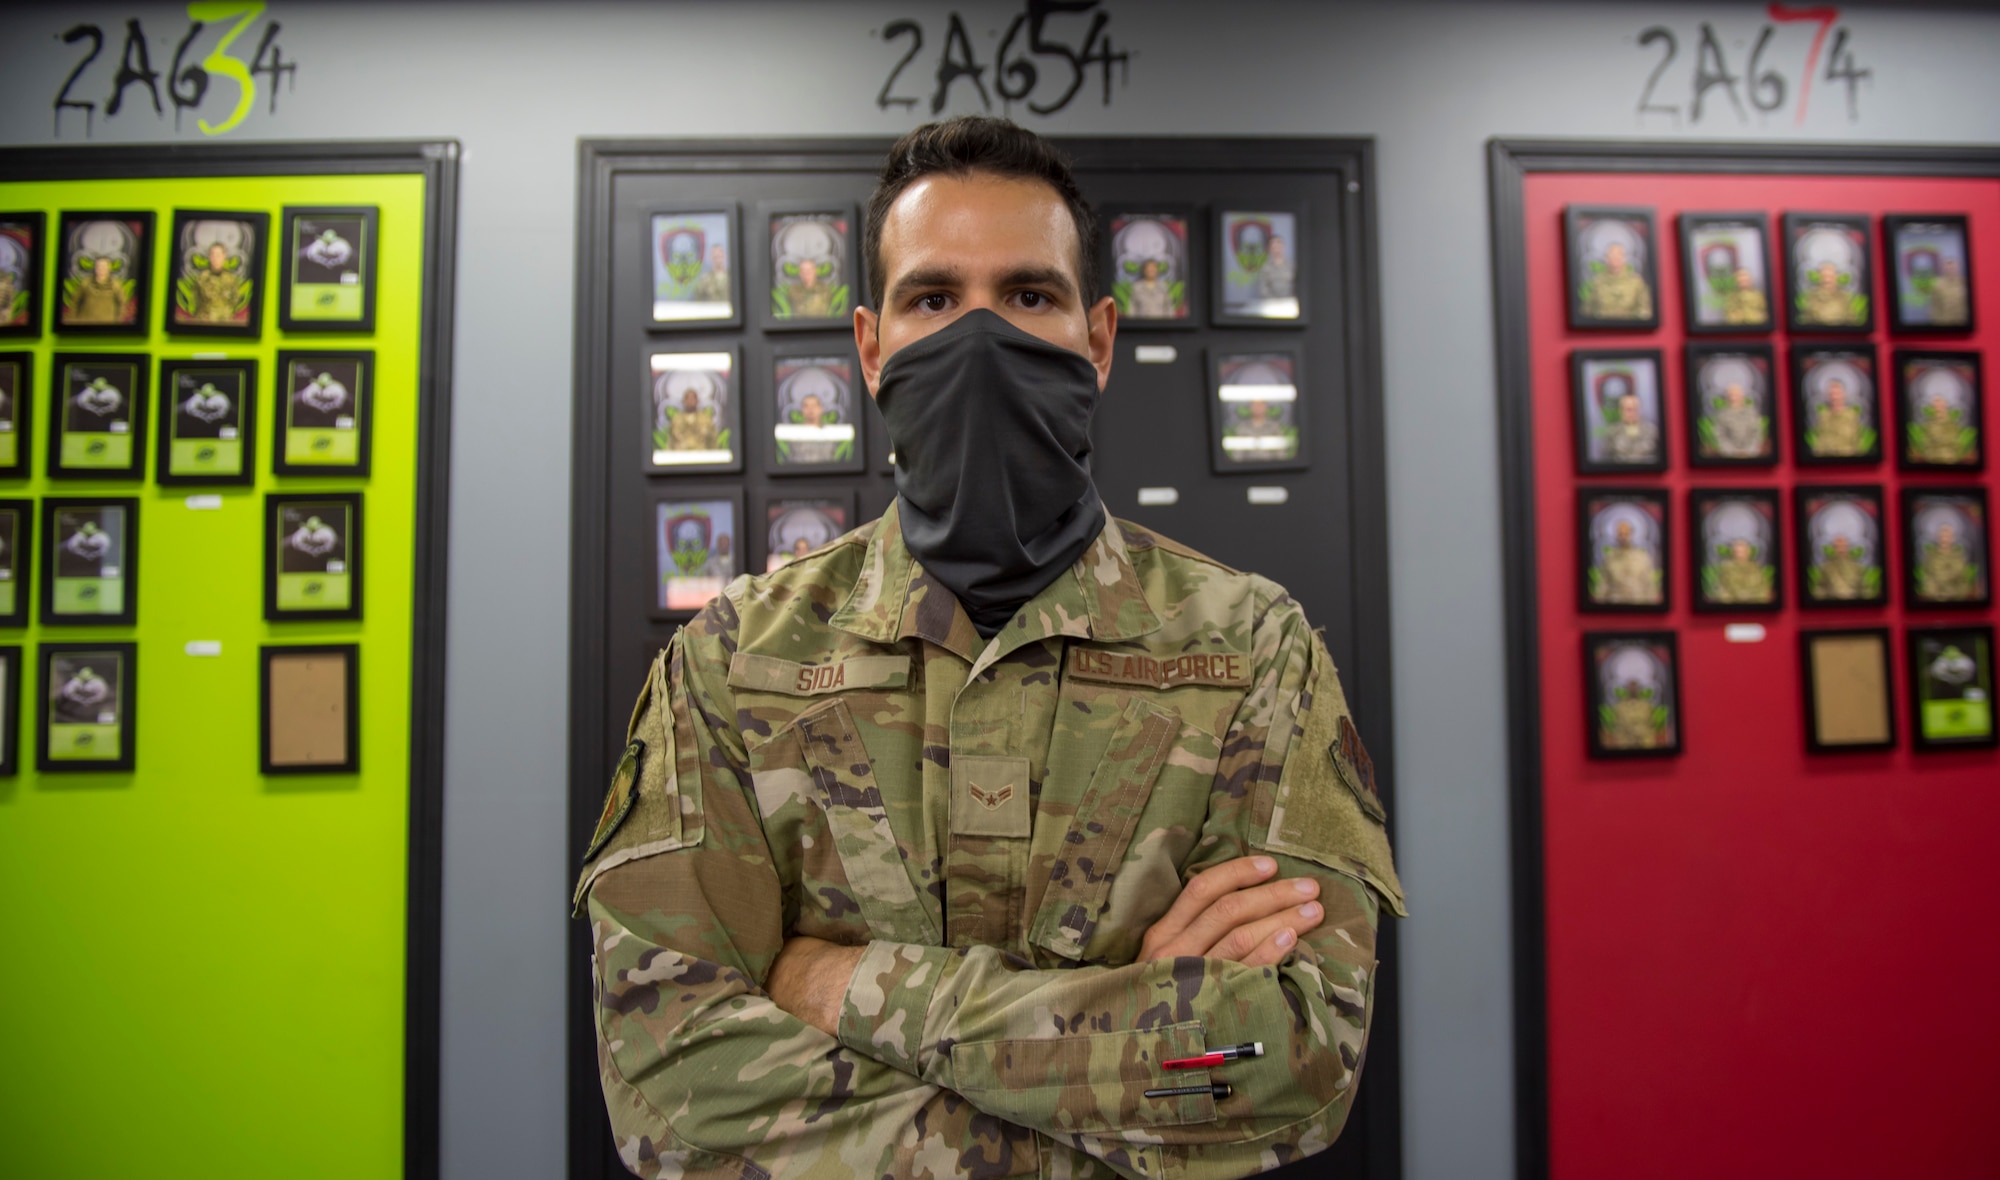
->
<box><xmin>1583</xmin><ymin>630</ymin><xmax>1682</xmax><ymax>758</ymax></box>
<box><xmin>1907</xmin><ymin>625</ymin><xmax>1998</xmax><ymax>750</ymax></box>
<box><xmin>0</xmin><ymin>212</ymin><xmax>45</xmax><ymax>339</ymax></box>
<box><xmin>39</xmin><ymin>498</ymin><xmax>138</xmax><ymax>626</ymax></box>
<box><xmin>762</xmin><ymin>202</ymin><xmax>857</xmax><ymax>331</ymax></box>
<box><xmin>648</xmin><ymin>207</ymin><xmax>739</xmax><ymax>329</ymax></box>
<box><xmin>649</xmin><ymin>487</ymin><xmax>744</xmax><ymax>619</ymax></box>
<box><xmin>157</xmin><ymin>358</ymin><xmax>256</xmax><ymax>486</ymax></box>
<box><xmin>1564</xmin><ymin>205</ymin><xmax>1659</xmax><ymax>331</ymax></box>
<box><xmin>1208</xmin><ymin>348</ymin><xmax>1306</xmax><ymax>472</ymax></box>
<box><xmin>48</xmin><ymin>353</ymin><xmax>146</xmax><ymax>480</ymax></box>
<box><xmin>0</xmin><ymin>645</ymin><xmax>17</xmax><ymax>775</ymax></box>
<box><xmin>1799</xmin><ymin>629</ymin><xmax>1896</xmax><ymax>753</ymax></box>
<box><xmin>1893</xmin><ymin>350</ymin><xmax>1983</xmax><ymax>472</ymax></box>
<box><xmin>0</xmin><ymin>499</ymin><xmax>31</xmax><ymax>627</ymax></box>
<box><xmin>1794</xmin><ymin>485</ymin><xmax>1886</xmax><ymax>608</ymax></box>
<box><xmin>54</xmin><ymin>211</ymin><xmax>153</xmax><ymax>336</ymax></box>
<box><xmin>0</xmin><ymin>351</ymin><xmax>31</xmax><ymax>477</ymax></box>
<box><xmin>1791</xmin><ymin>345</ymin><xmax>1881</xmax><ymax>466</ymax></box>
<box><xmin>1690</xmin><ymin>488</ymin><xmax>1782</xmax><ymax>612</ymax></box>
<box><xmin>1901</xmin><ymin>487</ymin><xmax>1990</xmax><ymax>608</ymax></box>
<box><xmin>1214</xmin><ymin>208</ymin><xmax>1304</xmax><ymax>325</ymax></box>
<box><xmin>37</xmin><ymin>641</ymin><xmax>136</xmax><ymax>773</ymax></box>
<box><xmin>770</xmin><ymin>348</ymin><xmax>864</xmax><ymax>475</ymax></box>
<box><xmin>277</xmin><ymin>206</ymin><xmax>378</xmax><ymax>333</ymax></box>
<box><xmin>1678</xmin><ymin>212</ymin><xmax>1774</xmax><ymax>334</ymax></box>
<box><xmin>260</xmin><ymin>644</ymin><xmax>360</xmax><ymax>775</ymax></box>
<box><xmin>762</xmin><ymin>490</ymin><xmax>858</xmax><ymax>573</ymax></box>
<box><xmin>165</xmin><ymin>209</ymin><xmax>267</xmax><ymax>337</ymax></box>
<box><xmin>1883</xmin><ymin>214</ymin><xmax>1973</xmax><ymax>333</ymax></box>
<box><xmin>265</xmin><ymin>492</ymin><xmax>363</xmax><ymax>622</ymax></box>
<box><xmin>1576</xmin><ymin>487</ymin><xmax>1669</xmax><ymax>613</ymax></box>
<box><xmin>1103</xmin><ymin>207</ymin><xmax>1194</xmax><ymax>327</ymax></box>
<box><xmin>273</xmin><ymin>351</ymin><xmax>371</xmax><ymax>476</ymax></box>
<box><xmin>1685</xmin><ymin>343</ymin><xmax>1776</xmax><ymax>467</ymax></box>
<box><xmin>1783</xmin><ymin>212</ymin><xmax>1873</xmax><ymax>334</ymax></box>
<box><xmin>1570</xmin><ymin>349</ymin><xmax>1666</xmax><ymax>474</ymax></box>
<box><xmin>645</xmin><ymin>348</ymin><xmax>741</xmax><ymax>474</ymax></box>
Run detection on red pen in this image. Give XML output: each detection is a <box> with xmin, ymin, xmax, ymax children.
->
<box><xmin>1162</xmin><ymin>1041</ymin><xmax>1264</xmax><ymax>1070</ymax></box>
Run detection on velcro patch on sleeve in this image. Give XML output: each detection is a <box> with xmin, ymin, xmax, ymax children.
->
<box><xmin>583</xmin><ymin>739</ymin><xmax>645</xmax><ymax>864</ymax></box>
<box><xmin>726</xmin><ymin>652</ymin><xmax>909</xmax><ymax>696</ymax></box>
<box><xmin>1067</xmin><ymin>646</ymin><xmax>1252</xmax><ymax>690</ymax></box>
<box><xmin>1332</xmin><ymin>715</ymin><xmax>1385</xmax><ymax>823</ymax></box>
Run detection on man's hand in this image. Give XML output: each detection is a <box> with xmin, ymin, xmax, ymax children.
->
<box><xmin>765</xmin><ymin>935</ymin><xmax>866</xmax><ymax>1036</ymax></box>
<box><xmin>1138</xmin><ymin>856</ymin><xmax>1323</xmax><ymax>967</ymax></box>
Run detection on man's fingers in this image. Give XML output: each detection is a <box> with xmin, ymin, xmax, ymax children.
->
<box><xmin>1207</xmin><ymin>902</ymin><xmax>1324</xmax><ymax>964</ymax></box>
<box><xmin>1237</xmin><ymin>918</ymin><xmax>1309</xmax><ymax>969</ymax></box>
<box><xmin>1141</xmin><ymin>856</ymin><xmax>1277</xmax><ymax>954</ymax></box>
<box><xmin>1164</xmin><ymin>876</ymin><xmax>1320</xmax><ymax>958</ymax></box>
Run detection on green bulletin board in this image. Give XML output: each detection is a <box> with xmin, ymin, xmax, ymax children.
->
<box><xmin>0</xmin><ymin>144</ymin><xmax>454</xmax><ymax>1180</ymax></box>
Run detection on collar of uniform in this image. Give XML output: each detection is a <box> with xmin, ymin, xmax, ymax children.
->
<box><xmin>964</xmin><ymin>517</ymin><xmax>1163</xmax><ymax>676</ymax></box>
<box><xmin>829</xmin><ymin>500</ymin><xmax>984</xmax><ymax>660</ymax></box>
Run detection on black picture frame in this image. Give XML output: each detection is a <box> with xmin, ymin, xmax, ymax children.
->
<box><xmin>0</xmin><ymin>644</ymin><xmax>18</xmax><ymax>775</ymax></box>
<box><xmin>1783</xmin><ymin>212</ymin><xmax>1874</xmax><ymax>335</ymax></box>
<box><xmin>277</xmin><ymin>205</ymin><xmax>379</xmax><ymax>334</ymax></box>
<box><xmin>38</xmin><ymin>497</ymin><xmax>138</xmax><ymax>627</ymax></box>
<box><xmin>1790</xmin><ymin>344</ymin><xmax>1882</xmax><ymax>466</ymax></box>
<box><xmin>1892</xmin><ymin>349</ymin><xmax>1984</xmax><ymax>473</ymax></box>
<box><xmin>1570</xmin><ymin>348</ymin><xmax>1667</xmax><ymax>474</ymax></box>
<box><xmin>1582</xmin><ymin>629</ymin><xmax>1682</xmax><ymax>758</ymax></box>
<box><xmin>643</xmin><ymin>345</ymin><xmax>743</xmax><ymax>475</ymax></box>
<box><xmin>36</xmin><ymin>640</ymin><xmax>136</xmax><ymax>773</ymax></box>
<box><xmin>265</xmin><ymin>491</ymin><xmax>364</xmax><ymax>622</ymax></box>
<box><xmin>768</xmin><ymin>344</ymin><xmax>866</xmax><ymax>476</ymax></box>
<box><xmin>1794</xmin><ymin>484</ymin><xmax>1887</xmax><ymax>609</ymax></box>
<box><xmin>1689</xmin><ymin>487</ymin><xmax>1783</xmax><ymax>612</ymax></box>
<box><xmin>1901</xmin><ymin>486</ymin><xmax>1992</xmax><ymax>609</ymax></box>
<box><xmin>157</xmin><ymin>358</ymin><xmax>257</xmax><ymax>486</ymax></box>
<box><xmin>1906</xmin><ymin>624</ymin><xmax>1998</xmax><ymax>750</ymax></box>
<box><xmin>0</xmin><ymin>499</ymin><xmax>30</xmax><ymax>627</ymax></box>
<box><xmin>0</xmin><ymin>211</ymin><xmax>46</xmax><ymax>340</ymax></box>
<box><xmin>1213</xmin><ymin>205</ymin><xmax>1307</xmax><ymax>326</ymax></box>
<box><xmin>647</xmin><ymin>485</ymin><xmax>745</xmax><ymax>621</ymax></box>
<box><xmin>53</xmin><ymin>210</ymin><xmax>154</xmax><ymax>337</ymax></box>
<box><xmin>272</xmin><ymin>350</ymin><xmax>373</xmax><ymax>477</ymax></box>
<box><xmin>1883</xmin><ymin>214</ymin><xmax>1974</xmax><ymax>334</ymax></box>
<box><xmin>1577</xmin><ymin>487</ymin><xmax>1670</xmax><ymax>613</ymax></box>
<box><xmin>758</xmin><ymin>487</ymin><xmax>860</xmax><ymax>573</ymax></box>
<box><xmin>0</xmin><ymin>350</ymin><xmax>31</xmax><ymax>477</ymax></box>
<box><xmin>1684</xmin><ymin>343</ymin><xmax>1777</xmax><ymax>467</ymax></box>
<box><xmin>646</xmin><ymin>205</ymin><xmax>742</xmax><ymax>331</ymax></box>
<box><xmin>1207</xmin><ymin>345</ymin><xmax>1308</xmax><ymax>473</ymax></box>
<box><xmin>1102</xmin><ymin>204</ymin><xmax>1198</xmax><ymax>328</ymax></box>
<box><xmin>260</xmin><ymin>643</ymin><xmax>361</xmax><ymax>775</ymax></box>
<box><xmin>1678</xmin><ymin>211</ymin><xmax>1774</xmax><ymax>335</ymax></box>
<box><xmin>164</xmin><ymin>208</ymin><xmax>269</xmax><ymax>338</ymax></box>
<box><xmin>1798</xmin><ymin>628</ymin><xmax>1897</xmax><ymax>753</ymax></box>
<box><xmin>759</xmin><ymin>200</ymin><xmax>859</xmax><ymax>332</ymax></box>
<box><xmin>1563</xmin><ymin>205</ymin><xmax>1660</xmax><ymax>331</ymax></box>
<box><xmin>48</xmin><ymin>352</ymin><xmax>147</xmax><ymax>480</ymax></box>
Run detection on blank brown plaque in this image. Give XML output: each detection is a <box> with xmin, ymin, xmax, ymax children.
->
<box><xmin>260</xmin><ymin>644</ymin><xmax>358</xmax><ymax>773</ymax></box>
<box><xmin>1800</xmin><ymin>629</ymin><xmax>1895</xmax><ymax>752</ymax></box>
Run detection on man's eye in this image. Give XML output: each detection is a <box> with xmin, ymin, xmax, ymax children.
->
<box><xmin>1016</xmin><ymin>291</ymin><xmax>1048</xmax><ymax>309</ymax></box>
<box><xmin>915</xmin><ymin>293</ymin><xmax>951</xmax><ymax>313</ymax></box>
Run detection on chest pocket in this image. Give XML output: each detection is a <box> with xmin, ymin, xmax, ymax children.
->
<box><xmin>793</xmin><ymin>697</ymin><xmax>940</xmax><ymax>946</ymax></box>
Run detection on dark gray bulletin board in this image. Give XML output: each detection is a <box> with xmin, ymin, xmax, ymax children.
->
<box><xmin>568</xmin><ymin>136</ymin><xmax>1396</xmax><ymax>1180</ymax></box>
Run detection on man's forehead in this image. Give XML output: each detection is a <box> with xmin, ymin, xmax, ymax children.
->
<box><xmin>880</xmin><ymin>172</ymin><xmax>1078</xmax><ymax>272</ymax></box>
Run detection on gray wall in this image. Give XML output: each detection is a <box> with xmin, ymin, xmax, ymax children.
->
<box><xmin>3</xmin><ymin>2</ymin><xmax>1997</xmax><ymax>1177</ymax></box>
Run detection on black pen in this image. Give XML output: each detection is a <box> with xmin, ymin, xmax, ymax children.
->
<box><xmin>1144</xmin><ymin>1082</ymin><xmax>1233</xmax><ymax>1100</ymax></box>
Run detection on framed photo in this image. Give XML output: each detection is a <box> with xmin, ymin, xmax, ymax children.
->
<box><xmin>165</xmin><ymin>209</ymin><xmax>268</xmax><ymax>337</ymax></box>
<box><xmin>1799</xmin><ymin>629</ymin><xmax>1896</xmax><ymax>753</ymax></box>
<box><xmin>1783</xmin><ymin>212</ymin><xmax>1873</xmax><ymax>334</ymax></box>
<box><xmin>650</xmin><ymin>488</ymin><xmax>744</xmax><ymax>619</ymax></box>
<box><xmin>0</xmin><ymin>212</ymin><xmax>46</xmax><ymax>339</ymax></box>
<box><xmin>1564</xmin><ymin>205</ymin><xmax>1659</xmax><ymax>330</ymax></box>
<box><xmin>1791</xmin><ymin>345</ymin><xmax>1881</xmax><ymax>465</ymax></box>
<box><xmin>1902</xmin><ymin>487</ymin><xmax>1990</xmax><ymax>608</ymax></box>
<box><xmin>0</xmin><ymin>645</ymin><xmax>17</xmax><ymax>775</ymax></box>
<box><xmin>762</xmin><ymin>490</ymin><xmax>858</xmax><ymax>572</ymax></box>
<box><xmin>1570</xmin><ymin>349</ymin><xmax>1666</xmax><ymax>474</ymax></box>
<box><xmin>1795</xmin><ymin>485</ymin><xmax>1886</xmax><ymax>608</ymax></box>
<box><xmin>157</xmin><ymin>358</ymin><xmax>256</xmax><ymax>486</ymax></box>
<box><xmin>1576</xmin><ymin>487</ymin><xmax>1669</xmax><ymax>613</ymax></box>
<box><xmin>1583</xmin><ymin>630</ymin><xmax>1682</xmax><ymax>758</ymax></box>
<box><xmin>1690</xmin><ymin>488</ymin><xmax>1782</xmax><ymax>612</ymax></box>
<box><xmin>277</xmin><ymin>206</ymin><xmax>378</xmax><ymax>333</ymax></box>
<box><xmin>1685</xmin><ymin>343</ymin><xmax>1776</xmax><ymax>467</ymax></box>
<box><xmin>1893</xmin><ymin>350</ymin><xmax>1983</xmax><ymax>472</ymax></box>
<box><xmin>1883</xmin><ymin>214</ymin><xmax>1973</xmax><ymax>333</ymax></box>
<box><xmin>761</xmin><ymin>202</ymin><xmax>857</xmax><ymax>330</ymax></box>
<box><xmin>645</xmin><ymin>348</ymin><xmax>741</xmax><ymax>474</ymax></box>
<box><xmin>54</xmin><ymin>211</ymin><xmax>153</xmax><ymax>336</ymax></box>
<box><xmin>273</xmin><ymin>351</ymin><xmax>372</xmax><ymax>476</ymax></box>
<box><xmin>48</xmin><ymin>353</ymin><xmax>146</xmax><ymax>480</ymax></box>
<box><xmin>0</xmin><ymin>351</ymin><xmax>31</xmax><ymax>476</ymax></box>
<box><xmin>37</xmin><ymin>641</ymin><xmax>136</xmax><ymax>773</ymax></box>
<box><xmin>260</xmin><ymin>644</ymin><xmax>360</xmax><ymax>774</ymax></box>
<box><xmin>1678</xmin><ymin>212</ymin><xmax>1774</xmax><ymax>334</ymax></box>
<box><xmin>1907</xmin><ymin>625</ymin><xmax>1998</xmax><ymax>750</ymax></box>
<box><xmin>1103</xmin><ymin>207</ymin><xmax>1194</xmax><ymax>327</ymax></box>
<box><xmin>265</xmin><ymin>492</ymin><xmax>363</xmax><ymax>622</ymax></box>
<box><xmin>0</xmin><ymin>499</ymin><xmax>31</xmax><ymax>627</ymax></box>
<box><xmin>1214</xmin><ymin>208</ymin><xmax>1304</xmax><ymax>325</ymax></box>
<box><xmin>39</xmin><ymin>499</ymin><xmax>136</xmax><ymax>626</ymax></box>
<box><xmin>648</xmin><ymin>207</ymin><xmax>739</xmax><ymax>329</ymax></box>
<box><xmin>1208</xmin><ymin>348</ymin><xmax>1306</xmax><ymax>473</ymax></box>
<box><xmin>770</xmin><ymin>348</ymin><xmax>864</xmax><ymax>475</ymax></box>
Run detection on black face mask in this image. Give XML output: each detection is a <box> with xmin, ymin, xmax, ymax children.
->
<box><xmin>876</xmin><ymin>308</ymin><xmax>1107</xmax><ymax>638</ymax></box>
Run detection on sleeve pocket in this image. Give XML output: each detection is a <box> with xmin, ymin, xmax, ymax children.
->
<box><xmin>950</xmin><ymin>1019</ymin><xmax>1218</xmax><ymax>1131</ymax></box>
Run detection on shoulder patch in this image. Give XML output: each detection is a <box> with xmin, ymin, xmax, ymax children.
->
<box><xmin>1332</xmin><ymin>716</ymin><xmax>1385</xmax><ymax>823</ymax></box>
<box><xmin>584</xmin><ymin>740</ymin><xmax>645</xmax><ymax>863</ymax></box>
<box><xmin>1127</xmin><ymin>522</ymin><xmax>1243</xmax><ymax>575</ymax></box>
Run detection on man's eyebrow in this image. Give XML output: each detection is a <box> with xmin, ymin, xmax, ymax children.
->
<box><xmin>1001</xmin><ymin>265</ymin><xmax>1077</xmax><ymax>297</ymax></box>
<box><xmin>888</xmin><ymin>264</ymin><xmax>963</xmax><ymax>301</ymax></box>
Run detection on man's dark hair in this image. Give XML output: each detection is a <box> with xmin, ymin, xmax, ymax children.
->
<box><xmin>865</xmin><ymin>116</ymin><xmax>1099</xmax><ymax>310</ymax></box>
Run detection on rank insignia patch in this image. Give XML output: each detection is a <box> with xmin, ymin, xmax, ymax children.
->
<box><xmin>1332</xmin><ymin>716</ymin><xmax>1384</xmax><ymax>822</ymax></box>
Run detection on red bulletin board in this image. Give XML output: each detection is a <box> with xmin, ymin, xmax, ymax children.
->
<box><xmin>1518</xmin><ymin>166</ymin><xmax>2000</xmax><ymax>1178</ymax></box>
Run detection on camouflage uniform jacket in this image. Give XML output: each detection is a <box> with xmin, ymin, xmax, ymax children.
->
<box><xmin>575</xmin><ymin>502</ymin><xmax>1406</xmax><ymax>1180</ymax></box>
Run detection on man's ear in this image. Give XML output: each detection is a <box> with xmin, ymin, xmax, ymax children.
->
<box><xmin>854</xmin><ymin>306</ymin><xmax>882</xmax><ymax>399</ymax></box>
<box><xmin>1086</xmin><ymin>296</ymin><xmax>1118</xmax><ymax>392</ymax></box>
